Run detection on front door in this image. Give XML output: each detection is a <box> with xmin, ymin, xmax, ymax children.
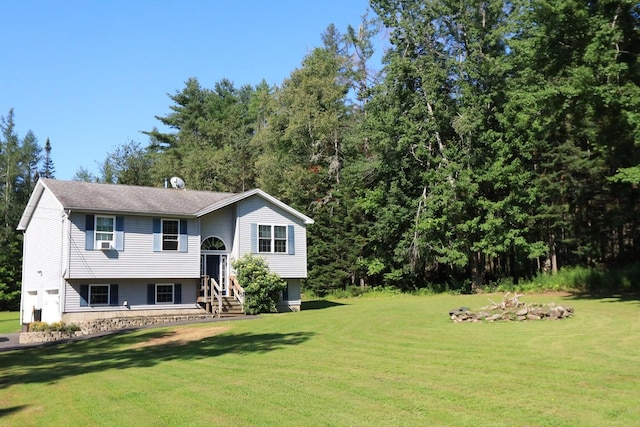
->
<box><xmin>204</xmin><ymin>254</ymin><xmax>227</xmax><ymax>296</ymax></box>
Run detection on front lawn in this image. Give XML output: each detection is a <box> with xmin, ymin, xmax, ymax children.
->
<box><xmin>0</xmin><ymin>311</ymin><xmax>20</xmax><ymax>333</ymax></box>
<box><xmin>0</xmin><ymin>293</ymin><xmax>638</xmax><ymax>426</ymax></box>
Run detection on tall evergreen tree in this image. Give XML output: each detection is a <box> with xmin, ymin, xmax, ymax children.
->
<box><xmin>0</xmin><ymin>109</ymin><xmax>41</xmax><ymax>310</ymax></box>
<box><xmin>506</xmin><ymin>0</ymin><xmax>640</xmax><ymax>269</ymax></box>
<box><xmin>364</xmin><ymin>0</ymin><xmax>532</xmax><ymax>289</ymax></box>
<box><xmin>97</xmin><ymin>140</ymin><xmax>155</xmax><ymax>186</ymax></box>
<box><xmin>146</xmin><ymin>78</ymin><xmax>260</xmax><ymax>192</ymax></box>
<box><xmin>40</xmin><ymin>138</ymin><xmax>55</xmax><ymax>179</ymax></box>
<box><xmin>255</xmin><ymin>35</ymin><xmax>366</xmax><ymax>294</ymax></box>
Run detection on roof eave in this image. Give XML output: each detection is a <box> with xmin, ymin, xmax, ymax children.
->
<box><xmin>196</xmin><ymin>188</ymin><xmax>315</xmax><ymax>224</ymax></box>
<box><xmin>17</xmin><ymin>180</ymin><xmax>48</xmax><ymax>230</ymax></box>
<box><xmin>65</xmin><ymin>207</ymin><xmax>199</xmax><ymax>218</ymax></box>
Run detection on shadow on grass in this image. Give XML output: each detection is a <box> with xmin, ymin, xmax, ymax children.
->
<box><xmin>301</xmin><ymin>300</ymin><xmax>348</xmax><ymax>310</ymax></box>
<box><xmin>0</xmin><ymin>405</ymin><xmax>28</xmax><ymax>418</ymax></box>
<box><xmin>566</xmin><ymin>291</ymin><xmax>640</xmax><ymax>304</ymax></box>
<box><xmin>568</xmin><ymin>265</ymin><xmax>640</xmax><ymax>301</ymax></box>
<box><xmin>0</xmin><ymin>329</ymin><xmax>314</xmax><ymax>387</ymax></box>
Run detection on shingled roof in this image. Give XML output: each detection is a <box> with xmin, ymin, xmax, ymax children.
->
<box><xmin>18</xmin><ymin>179</ymin><xmax>314</xmax><ymax>231</ymax></box>
<box><xmin>40</xmin><ymin>179</ymin><xmax>235</xmax><ymax>215</ymax></box>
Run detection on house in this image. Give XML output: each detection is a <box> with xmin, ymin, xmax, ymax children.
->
<box><xmin>17</xmin><ymin>178</ymin><xmax>314</xmax><ymax>325</ymax></box>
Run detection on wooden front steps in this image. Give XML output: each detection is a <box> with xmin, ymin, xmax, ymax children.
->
<box><xmin>219</xmin><ymin>297</ymin><xmax>244</xmax><ymax>317</ymax></box>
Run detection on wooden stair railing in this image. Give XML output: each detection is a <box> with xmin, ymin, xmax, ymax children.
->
<box><xmin>200</xmin><ymin>275</ymin><xmax>245</xmax><ymax>317</ymax></box>
<box><xmin>211</xmin><ymin>278</ymin><xmax>222</xmax><ymax>316</ymax></box>
<box><xmin>229</xmin><ymin>276</ymin><xmax>245</xmax><ymax>308</ymax></box>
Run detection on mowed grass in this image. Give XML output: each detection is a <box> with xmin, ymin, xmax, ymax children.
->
<box><xmin>0</xmin><ymin>312</ymin><xmax>20</xmax><ymax>333</ymax></box>
<box><xmin>1</xmin><ymin>293</ymin><xmax>639</xmax><ymax>426</ymax></box>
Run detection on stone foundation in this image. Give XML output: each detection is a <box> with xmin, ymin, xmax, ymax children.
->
<box><xmin>61</xmin><ymin>307</ymin><xmax>207</xmax><ymax>323</ymax></box>
<box><xmin>19</xmin><ymin>331</ymin><xmax>84</xmax><ymax>344</ymax></box>
<box><xmin>19</xmin><ymin>314</ymin><xmax>218</xmax><ymax>344</ymax></box>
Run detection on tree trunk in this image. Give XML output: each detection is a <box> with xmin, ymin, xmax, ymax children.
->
<box><xmin>470</xmin><ymin>251</ymin><xmax>484</xmax><ymax>292</ymax></box>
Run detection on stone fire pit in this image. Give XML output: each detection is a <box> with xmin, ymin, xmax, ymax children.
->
<box><xmin>449</xmin><ymin>293</ymin><xmax>574</xmax><ymax>323</ymax></box>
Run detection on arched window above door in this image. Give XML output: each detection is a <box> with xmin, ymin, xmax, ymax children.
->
<box><xmin>201</xmin><ymin>236</ymin><xmax>226</xmax><ymax>251</ymax></box>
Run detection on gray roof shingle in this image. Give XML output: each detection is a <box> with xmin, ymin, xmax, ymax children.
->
<box><xmin>42</xmin><ymin>179</ymin><xmax>236</xmax><ymax>216</ymax></box>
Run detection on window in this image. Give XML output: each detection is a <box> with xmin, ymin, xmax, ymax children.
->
<box><xmin>258</xmin><ymin>225</ymin><xmax>287</xmax><ymax>253</ymax></box>
<box><xmin>162</xmin><ymin>219</ymin><xmax>179</xmax><ymax>251</ymax></box>
<box><xmin>95</xmin><ymin>216</ymin><xmax>115</xmax><ymax>247</ymax></box>
<box><xmin>80</xmin><ymin>284</ymin><xmax>118</xmax><ymax>307</ymax></box>
<box><xmin>274</xmin><ymin>226</ymin><xmax>287</xmax><ymax>253</ymax></box>
<box><xmin>89</xmin><ymin>285</ymin><xmax>109</xmax><ymax>305</ymax></box>
<box><xmin>156</xmin><ymin>284</ymin><xmax>174</xmax><ymax>303</ymax></box>
<box><xmin>258</xmin><ymin>225</ymin><xmax>271</xmax><ymax>252</ymax></box>
<box><xmin>86</xmin><ymin>215</ymin><xmax>124</xmax><ymax>251</ymax></box>
<box><xmin>147</xmin><ymin>283</ymin><xmax>181</xmax><ymax>304</ymax></box>
<box><xmin>153</xmin><ymin>218</ymin><xmax>187</xmax><ymax>252</ymax></box>
<box><xmin>201</xmin><ymin>236</ymin><xmax>226</xmax><ymax>251</ymax></box>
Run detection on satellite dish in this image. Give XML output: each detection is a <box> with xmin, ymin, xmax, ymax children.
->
<box><xmin>170</xmin><ymin>176</ymin><xmax>185</xmax><ymax>189</ymax></box>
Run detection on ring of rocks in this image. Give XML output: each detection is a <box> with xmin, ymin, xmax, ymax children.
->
<box><xmin>449</xmin><ymin>293</ymin><xmax>574</xmax><ymax>323</ymax></box>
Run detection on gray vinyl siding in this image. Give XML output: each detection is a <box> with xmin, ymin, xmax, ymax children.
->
<box><xmin>283</xmin><ymin>279</ymin><xmax>302</xmax><ymax>301</ymax></box>
<box><xmin>20</xmin><ymin>187</ymin><xmax>65</xmax><ymax>322</ymax></box>
<box><xmin>236</xmin><ymin>195</ymin><xmax>308</xmax><ymax>278</ymax></box>
<box><xmin>199</xmin><ymin>205</ymin><xmax>235</xmax><ymax>251</ymax></box>
<box><xmin>277</xmin><ymin>279</ymin><xmax>302</xmax><ymax>312</ymax></box>
<box><xmin>68</xmin><ymin>213</ymin><xmax>200</xmax><ymax>279</ymax></box>
<box><xmin>64</xmin><ymin>279</ymin><xmax>199</xmax><ymax>312</ymax></box>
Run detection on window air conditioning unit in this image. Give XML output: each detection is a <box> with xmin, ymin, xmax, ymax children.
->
<box><xmin>100</xmin><ymin>241</ymin><xmax>113</xmax><ymax>250</ymax></box>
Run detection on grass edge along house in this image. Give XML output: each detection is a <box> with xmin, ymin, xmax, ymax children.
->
<box><xmin>17</xmin><ymin>179</ymin><xmax>313</xmax><ymax>325</ymax></box>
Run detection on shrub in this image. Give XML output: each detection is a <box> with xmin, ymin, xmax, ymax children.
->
<box><xmin>232</xmin><ymin>254</ymin><xmax>286</xmax><ymax>315</ymax></box>
<box><xmin>28</xmin><ymin>321</ymin><xmax>49</xmax><ymax>332</ymax></box>
<box><xmin>28</xmin><ymin>321</ymin><xmax>80</xmax><ymax>334</ymax></box>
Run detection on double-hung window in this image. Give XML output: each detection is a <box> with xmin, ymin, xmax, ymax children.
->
<box><xmin>86</xmin><ymin>214</ymin><xmax>123</xmax><ymax>251</ymax></box>
<box><xmin>147</xmin><ymin>283</ymin><xmax>181</xmax><ymax>305</ymax></box>
<box><xmin>80</xmin><ymin>284</ymin><xmax>118</xmax><ymax>307</ymax></box>
<box><xmin>153</xmin><ymin>218</ymin><xmax>187</xmax><ymax>252</ymax></box>
<box><xmin>89</xmin><ymin>285</ymin><xmax>109</xmax><ymax>305</ymax></box>
<box><xmin>95</xmin><ymin>216</ymin><xmax>115</xmax><ymax>249</ymax></box>
<box><xmin>258</xmin><ymin>225</ymin><xmax>287</xmax><ymax>253</ymax></box>
<box><xmin>156</xmin><ymin>284</ymin><xmax>174</xmax><ymax>303</ymax></box>
<box><xmin>162</xmin><ymin>219</ymin><xmax>179</xmax><ymax>251</ymax></box>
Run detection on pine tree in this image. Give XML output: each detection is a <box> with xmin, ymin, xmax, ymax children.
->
<box><xmin>506</xmin><ymin>0</ymin><xmax>640</xmax><ymax>269</ymax></box>
<box><xmin>40</xmin><ymin>138</ymin><xmax>55</xmax><ymax>179</ymax></box>
<box><xmin>0</xmin><ymin>109</ymin><xmax>41</xmax><ymax>310</ymax></box>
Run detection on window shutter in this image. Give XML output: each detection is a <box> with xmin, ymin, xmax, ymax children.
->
<box><xmin>147</xmin><ymin>284</ymin><xmax>155</xmax><ymax>304</ymax></box>
<box><xmin>288</xmin><ymin>225</ymin><xmax>295</xmax><ymax>255</ymax></box>
<box><xmin>115</xmin><ymin>216</ymin><xmax>124</xmax><ymax>251</ymax></box>
<box><xmin>80</xmin><ymin>284</ymin><xmax>89</xmax><ymax>307</ymax></box>
<box><xmin>152</xmin><ymin>218</ymin><xmax>161</xmax><ymax>252</ymax></box>
<box><xmin>179</xmin><ymin>219</ymin><xmax>188</xmax><ymax>253</ymax></box>
<box><xmin>251</xmin><ymin>223</ymin><xmax>257</xmax><ymax>253</ymax></box>
<box><xmin>85</xmin><ymin>215</ymin><xmax>95</xmax><ymax>250</ymax></box>
<box><xmin>110</xmin><ymin>284</ymin><xmax>119</xmax><ymax>305</ymax></box>
<box><xmin>175</xmin><ymin>283</ymin><xmax>182</xmax><ymax>304</ymax></box>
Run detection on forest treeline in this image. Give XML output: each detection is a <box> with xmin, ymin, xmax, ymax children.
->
<box><xmin>3</xmin><ymin>1</ymin><xmax>640</xmax><ymax>306</ymax></box>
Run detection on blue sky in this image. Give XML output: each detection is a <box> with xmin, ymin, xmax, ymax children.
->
<box><xmin>1</xmin><ymin>0</ymin><xmax>377</xmax><ymax>180</ymax></box>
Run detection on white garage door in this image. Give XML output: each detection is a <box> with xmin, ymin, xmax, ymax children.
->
<box><xmin>42</xmin><ymin>289</ymin><xmax>60</xmax><ymax>323</ymax></box>
<box><xmin>22</xmin><ymin>291</ymin><xmax>38</xmax><ymax>323</ymax></box>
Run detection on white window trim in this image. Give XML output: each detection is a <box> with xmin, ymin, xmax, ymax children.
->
<box><xmin>89</xmin><ymin>284</ymin><xmax>110</xmax><ymax>306</ymax></box>
<box><xmin>95</xmin><ymin>215</ymin><xmax>115</xmax><ymax>248</ymax></box>
<box><xmin>201</xmin><ymin>235</ymin><xmax>227</xmax><ymax>251</ymax></box>
<box><xmin>156</xmin><ymin>283</ymin><xmax>174</xmax><ymax>304</ymax></box>
<box><xmin>258</xmin><ymin>224</ymin><xmax>288</xmax><ymax>254</ymax></box>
